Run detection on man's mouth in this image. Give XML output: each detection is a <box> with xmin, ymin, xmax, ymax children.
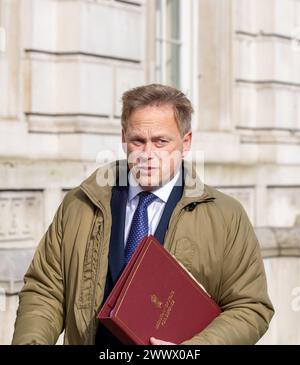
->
<box><xmin>134</xmin><ymin>166</ymin><xmax>160</xmax><ymax>176</ymax></box>
<box><xmin>138</xmin><ymin>166</ymin><xmax>157</xmax><ymax>170</ymax></box>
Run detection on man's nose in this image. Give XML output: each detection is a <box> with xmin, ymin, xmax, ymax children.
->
<box><xmin>142</xmin><ymin>142</ymin><xmax>154</xmax><ymax>157</ymax></box>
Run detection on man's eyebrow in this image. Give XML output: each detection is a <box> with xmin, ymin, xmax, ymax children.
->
<box><xmin>151</xmin><ymin>135</ymin><xmax>170</xmax><ymax>140</ymax></box>
<box><xmin>127</xmin><ymin>134</ymin><xmax>146</xmax><ymax>140</ymax></box>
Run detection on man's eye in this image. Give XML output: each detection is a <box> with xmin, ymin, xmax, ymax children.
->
<box><xmin>157</xmin><ymin>139</ymin><xmax>168</xmax><ymax>145</ymax></box>
<box><xmin>132</xmin><ymin>140</ymin><xmax>143</xmax><ymax>146</ymax></box>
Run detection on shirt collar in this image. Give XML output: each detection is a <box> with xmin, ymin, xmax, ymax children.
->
<box><xmin>128</xmin><ymin>168</ymin><xmax>181</xmax><ymax>203</ymax></box>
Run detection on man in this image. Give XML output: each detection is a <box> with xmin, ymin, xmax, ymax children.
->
<box><xmin>12</xmin><ymin>84</ymin><xmax>274</xmax><ymax>345</ymax></box>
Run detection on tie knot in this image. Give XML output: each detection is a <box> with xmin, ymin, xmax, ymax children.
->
<box><xmin>138</xmin><ymin>191</ymin><xmax>157</xmax><ymax>207</ymax></box>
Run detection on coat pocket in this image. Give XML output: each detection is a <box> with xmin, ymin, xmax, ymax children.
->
<box><xmin>173</xmin><ymin>237</ymin><xmax>196</xmax><ymax>271</ymax></box>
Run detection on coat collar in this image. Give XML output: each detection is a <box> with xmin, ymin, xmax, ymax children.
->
<box><xmin>80</xmin><ymin>159</ymin><xmax>215</xmax><ymax>212</ymax></box>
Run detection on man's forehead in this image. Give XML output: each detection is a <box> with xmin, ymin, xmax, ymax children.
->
<box><xmin>126</xmin><ymin>128</ymin><xmax>169</xmax><ymax>137</ymax></box>
<box><xmin>128</xmin><ymin>104</ymin><xmax>175</xmax><ymax>121</ymax></box>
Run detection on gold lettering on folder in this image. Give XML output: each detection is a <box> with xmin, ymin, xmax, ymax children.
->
<box><xmin>155</xmin><ymin>290</ymin><xmax>175</xmax><ymax>330</ymax></box>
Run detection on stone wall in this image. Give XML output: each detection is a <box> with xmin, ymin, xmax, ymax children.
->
<box><xmin>1</xmin><ymin>0</ymin><xmax>300</xmax><ymax>344</ymax></box>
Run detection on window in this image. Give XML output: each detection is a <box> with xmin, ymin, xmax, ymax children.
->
<box><xmin>154</xmin><ymin>0</ymin><xmax>199</xmax><ymax>113</ymax></box>
<box><xmin>155</xmin><ymin>0</ymin><xmax>181</xmax><ymax>89</ymax></box>
<box><xmin>154</xmin><ymin>0</ymin><xmax>199</xmax><ymax>128</ymax></box>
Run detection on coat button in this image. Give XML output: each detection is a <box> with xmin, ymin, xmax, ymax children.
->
<box><xmin>185</xmin><ymin>202</ymin><xmax>197</xmax><ymax>211</ymax></box>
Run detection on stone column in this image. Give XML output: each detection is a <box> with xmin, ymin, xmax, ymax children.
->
<box><xmin>197</xmin><ymin>0</ymin><xmax>234</xmax><ymax>132</ymax></box>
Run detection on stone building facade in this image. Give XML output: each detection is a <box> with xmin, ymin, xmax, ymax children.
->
<box><xmin>0</xmin><ymin>0</ymin><xmax>300</xmax><ymax>344</ymax></box>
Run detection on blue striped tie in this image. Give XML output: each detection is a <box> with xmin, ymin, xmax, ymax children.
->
<box><xmin>124</xmin><ymin>191</ymin><xmax>157</xmax><ymax>264</ymax></box>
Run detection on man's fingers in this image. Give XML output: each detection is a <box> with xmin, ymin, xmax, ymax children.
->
<box><xmin>150</xmin><ymin>337</ymin><xmax>176</xmax><ymax>345</ymax></box>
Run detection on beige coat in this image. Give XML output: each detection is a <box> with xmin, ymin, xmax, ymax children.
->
<box><xmin>12</xmin><ymin>160</ymin><xmax>274</xmax><ymax>344</ymax></box>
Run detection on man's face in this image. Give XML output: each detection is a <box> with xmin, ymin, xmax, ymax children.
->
<box><xmin>122</xmin><ymin>104</ymin><xmax>192</xmax><ymax>190</ymax></box>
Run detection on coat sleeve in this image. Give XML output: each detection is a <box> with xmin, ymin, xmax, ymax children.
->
<box><xmin>12</xmin><ymin>202</ymin><xmax>65</xmax><ymax>345</ymax></box>
<box><xmin>182</xmin><ymin>203</ymin><xmax>275</xmax><ymax>345</ymax></box>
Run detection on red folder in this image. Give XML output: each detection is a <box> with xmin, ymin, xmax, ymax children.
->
<box><xmin>97</xmin><ymin>235</ymin><xmax>221</xmax><ymax>345</ymax></box>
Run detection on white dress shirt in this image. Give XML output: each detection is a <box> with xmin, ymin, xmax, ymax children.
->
<box><xmin>124</xmin><ymin>169</ymin><xmax>181</xmax><ymax>247</ymax></box>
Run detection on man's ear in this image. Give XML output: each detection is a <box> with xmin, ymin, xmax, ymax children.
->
<box><xmin>122</xmin><ymin>129</ymin><xmax>127</xmax><ymax>154</ymax></box>
<box><xmin>182</xmin><ymin>131</ymin><xmax>192</xmax><ymax>157</ymax></box>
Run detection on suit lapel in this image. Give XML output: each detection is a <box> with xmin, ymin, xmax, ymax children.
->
<box><xmin>108</xmin><ymin>185</ymin><xmax>128</xmax><ymax>284</ymax></box>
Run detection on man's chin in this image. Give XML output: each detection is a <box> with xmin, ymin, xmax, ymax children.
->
<box><xmin>131</xmin><ymin>167</ymin><xmax>175</xmax><ymax>189</ymax></box>
<box><xmin>136</xmin><ymin>177</ymin><xmax>161</xmax><ymax>190</ymax></box>
<box><xmin>136</xmin><ymin>174</ymin><xmax>174</xmax><ymax>190</ymax></box>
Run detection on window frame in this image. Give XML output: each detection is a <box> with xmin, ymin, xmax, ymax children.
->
<box><xmin>154</xmin><ymin>0</ymin><xmax>199</xmax><ymax>128</ymax></box>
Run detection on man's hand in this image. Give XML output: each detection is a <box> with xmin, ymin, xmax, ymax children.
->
<box><xmin>150</xmin><ymin>337</ymin><xmax>176</xmax><ymax>345</ymax></box>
